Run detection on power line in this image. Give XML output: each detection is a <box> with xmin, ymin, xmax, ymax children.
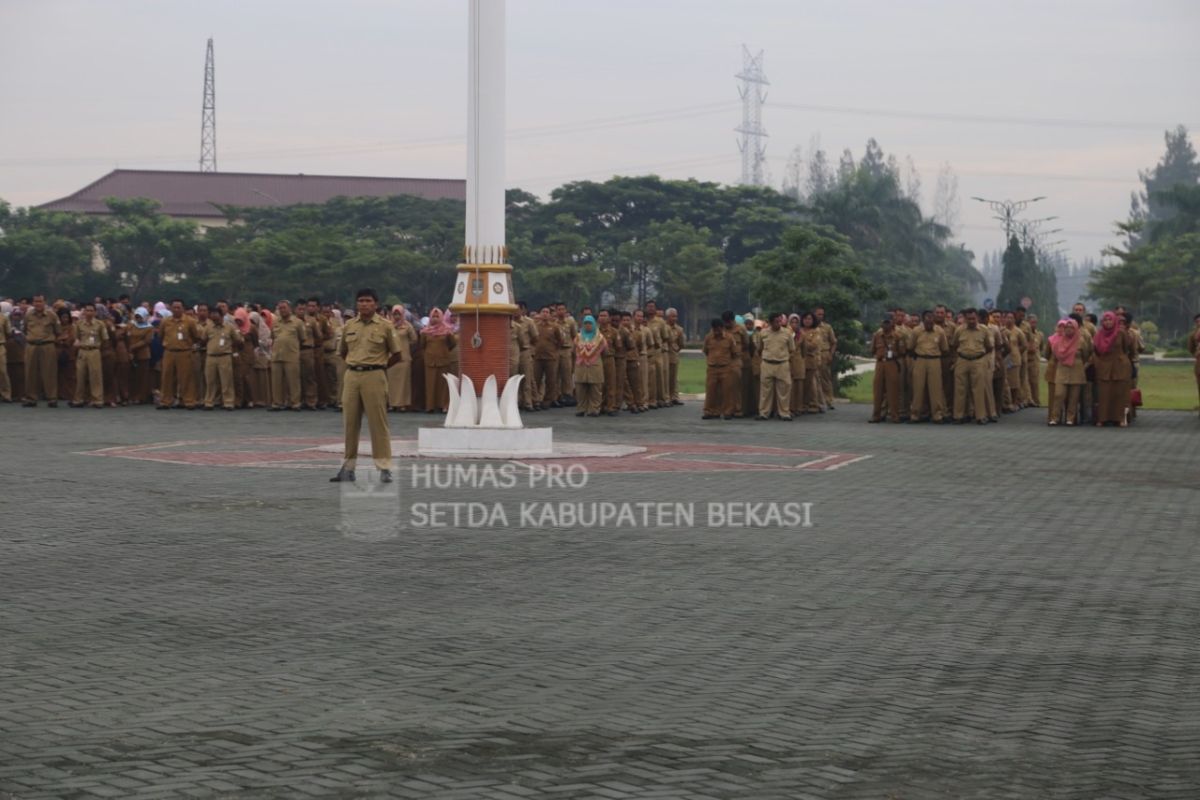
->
<box><xmin>770</xmin><ymin>101</ymin><xmax>1197</xmax><ymax>132</ymax></box>
<box><xmin>0</xmin><ymin>102</ymin><xmax>740</xmax><ymax>168</ymax></box>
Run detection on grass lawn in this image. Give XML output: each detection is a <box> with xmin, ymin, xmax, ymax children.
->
<box><xmin>841</xmin><ymin>361</ymin><xmax>1198</xmax><ymax>411</ymax></box>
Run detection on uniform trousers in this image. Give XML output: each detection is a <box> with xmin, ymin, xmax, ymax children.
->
<box><xmin>75</xmin><ymin>349</ymin><xmax>104</xmax><ymax>405</ymax></box>
<box><xmin>342</xmin><ymin>369</ymin><xmax>391</xmax><ymax>470</ymax></box>
<box><xmin>24</xmin><ymin>342</ymin><xmax>57</xmax><ymax>401</ymax></box>
<box><xmin>704</xmin><ymin>365</ymin><xmax>734</xmax><ymax>416</ymax></box>
<box><xmin>953</xmin><ymin>358</ymin><xmax>990</xmax><ymax>420</ymax></box>
<box><xmin>911</xmin><ymin>357</ymin><xmax>946</xmax><ymax>421</ymax></box>
<box><xmin>873</xmin><ymin>359</ymin><xmax>901</xmax><ymax>422</ymax></box>
<box><xmin>271</xmin><ymin>360</ymin><xmax>301</xmax><ymax>409</ymax></box>
<box><xmin>758</xmin><ymin>361</ymin><xmax>791</xmax><ymax>418</ymax></box>
<box><xmin>204</xmin><ymin>354</ymin><xmax>235</xmax><ymax>408</ymax></box>
<box><xmin>160</xmin><ymin>350</ymin><xmax>196</xmax><ymax>407</ymax></box>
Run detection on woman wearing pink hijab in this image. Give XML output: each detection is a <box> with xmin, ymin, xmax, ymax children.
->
<box><xmin>1047</xmin><ymin>317</ymin><xmax>1090</xmax><ymax>426</ymax></box>
<box><xmin>419</xmin><ymin>307</ymin><xmax>457</xmax><ymax>413</ymax></box>
<box><xmin>1091</xmin><ymin>310</ymin><xmax>1135</xmax><ymax>427</ymax></box>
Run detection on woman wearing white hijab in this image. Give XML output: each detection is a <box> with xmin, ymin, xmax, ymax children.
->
<box><xmin>249</xmin><ymin>310</ymin><xmax>273</xmax><ymax>407</ymax></box>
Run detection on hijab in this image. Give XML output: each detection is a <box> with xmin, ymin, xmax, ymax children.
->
<box><xmin>1092</xmin><ymin>310</ymin><xmax>1120</xmax><ymax>355</ymax></box>
<box><xmin>133</xmin><ymin>307</ymin><xmax>151</xmax><ymax>329</ymax></box>
<box><xmin>423</xmin><ymin>307</ymin><xmax>453</xmax><ymax>337</ymax></box>
<box><xmin>1049</xmin><ymin>318</ymin><xmax>1081</xmax><ymax>366</ymax></box>
<box><xmin>233</xmin><ymin>307</ymin><xmax>251</xmax><ymax>334</ymax></box>
<box><xmin>250</xmin><ymin>311</ymin><xmax>271</xmax><ymax>348</ymax></box>
<box><xmin>579</xmin><ymin>315</ymin><xmax>597</xmax><ymax>343</ymax></box>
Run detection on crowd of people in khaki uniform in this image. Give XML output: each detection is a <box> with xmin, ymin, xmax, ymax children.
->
<box><xmin>866</xmin><ymin>302</ymin><xmax>1154</xmax><ymax>427</ymax></box>
<box><xmin>3</xmin><ymin>294</ymin><xmax>1197</xmax><ymax>432</ymax></box>
<box><xmin>507</xmin><ymin>299</ymin><xmax>687</xmax><ymax>417</ymax></box>
<box><xmin>700</xmin><ymin>307</ymin><xmax>839</xmax><ymax>420</ymax></box>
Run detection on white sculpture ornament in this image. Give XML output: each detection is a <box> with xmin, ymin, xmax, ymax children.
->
<box><xmin>443</xmin><ymin>374</ymin><xmax>524</xmax><ymax>429</ymax></box>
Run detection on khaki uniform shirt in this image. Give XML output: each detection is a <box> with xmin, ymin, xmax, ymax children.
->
<box><xmin>911</xmin><ymin>327</ymin><xmax>948</xmax><ymax>357</ymax></box>
<box><xmin>161</xmin><ymin>315</ymin><xmax>201</xmax><ymax>352</ymax></box>
<box><xmin>598</xmin><ymin>324</ymin><xmax>620</xmax><ymax>360</ymax></box>
<box><xmin>703</xmin><ymin>331</ymin><xmax>738</xmax><ymax>367</ymax></box>
<box><xmin>872</xmin><ymin>329</ymin><xmax>905</xmax><ymax>361</ymax></box>
<box><xmin>205</xmin><ymin>322</ymin><xmax>242</xmax><ymax>356</ymax></box>
<box><xmin>74</xmin><ymin>318</ymin><xmax>108</xmax><ymax>350</ymax></box>
<box><xmin>193</xmin><ymin>319</ymin><xmax>212</xmax><ymax>353</ymax></box>
<box><xmin>128</xmin><ymin>326</ymin><xmax>153</xmax><ymax>360</ymax></box>
<box><xmin>0</xmin><ymin>315</ymin><xmax>10</xmax><ymax>346</ymax></box>
<box><xmin>339</xmin><ymin>314</ymin><xmax>400</xmax><ymax>367</ymax></box>
<box><xmin>421</xmin><ymin>332</ymin><xmax>456</xmax><ymax>367</ymax></box>
<box><xmin>1004</xmin><ymin>327</ymin><xmax>1026</xmax><ymax>366</ymax></box>
<box><xmin>665</xmin><ymin>323</ymin><xmax>685</xmax><ymax>361</ymax></box>
<box><xmin>817</xmin><ymin>321</ymin><xmax>836</xmax><ymax>360</ymax></box>
<box><xmin>951</xmin><ymin>326</ymin><xmax>992</xmax><ymax>359</ymax></box>
<box><xmin>558</xmin><ymin>316</ymin><xmax>577</xmax><ymax>351</ymax></box>
<box><xmin>303</xmin><ymin>316</ymin><xmax>324</xmax><ymax>352</ymax></box>
<box><xmin>534</xmin><ymin>320</ymin><xmax>564</xmax><ymax>360</ymax></box>
<box><xmin>271</xmin><ymin>317</ymin><xmax>308</xmax><ymax>362</ymax></box>
<box><xmin>22</xmin><ymin>309</ymin><xmax>62</xmax><ymax>343</ymax></box>
<box><xmin>758</xmin><ymin>327</ymin><xmax>796</xmax><ymax>362</ymax></box>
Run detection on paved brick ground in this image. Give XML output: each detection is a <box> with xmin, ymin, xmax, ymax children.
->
<box><xmin>1</xmin><ymin>402</ymin><xmax>1198</xmax><ymax>799</ymax></box>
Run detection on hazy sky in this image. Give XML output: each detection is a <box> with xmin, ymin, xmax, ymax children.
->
<box><xmin>2</xmin><ymin>0</ymin><xmax>1197</xmax><ymax>265</ymax></box>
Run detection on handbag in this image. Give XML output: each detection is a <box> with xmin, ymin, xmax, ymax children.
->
<box><xmin>1130</xmin><ymin>388</ymin><xmax>1143</xmax><ymax>407</ymax></box>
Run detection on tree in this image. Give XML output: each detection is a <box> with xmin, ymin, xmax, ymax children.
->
<box><xmin>1095</xmin><ymin>132</ymin><xmax>1200</xmax><ymax>335</ymax></box>
<box><xmin>748</xmin><ymin>223</ymin><xmax>883</xmax><ymax>389</ymax></box>
<box><xmin>0</xmin><ymin>204</ymin><xmax>106</xmax><ymax>298</ymax></box>
<box><xmin>1136</xmin><ymin>126</ymin><xmax>1200</xmax><ymax>230</ymax></box>
<box><xmin>932</xmin><ymin>163</ymin><xmax>960</xmax><ymax>233</ymax></box>
<box><xmin>782</xmin><ymin>145</ymin><xmax>805</xmax><ymax>202</ymax></box>
<box><xmin>806</xmin><ymin>135</ymin><xmax>832</xmax><ymax>198</ymax></box>
<box><xmin>97</xmin><ymin>198</ymin><xmax>207</xmax><ymax>299</ymax></box>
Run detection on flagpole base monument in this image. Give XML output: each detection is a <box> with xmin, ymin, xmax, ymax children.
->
<box><xmin>417</xmin><ymin>0</ymin><xmax>553</xmax><ymax>457</ymax></box>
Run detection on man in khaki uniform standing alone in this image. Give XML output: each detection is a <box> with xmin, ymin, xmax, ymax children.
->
<box><xmin>159</xmin><ymin>299</ymin><xmax>201</xmax><ymax>409</ymax></box>
<box><xmin>756</xmin><ymin>312</ymin><xmax>796</xmax><ymax>420</ymax></box>
<box><xmin>21</xmin><ymin>294</ymin><xmax>61</xmax><ymax>407</ymax></box>
<box><xmin>71</xmin><ymin>302</ymin><xmax>108</xmax><ymax>408</ymax></box>
<box><xmin>331</xmin><ymin>288</ymin><xmax>400</xmax><ymax>483</ymax></box>
<box><xmin>203</xmin><ymin>306</ymin><xmax>242</xmax><ymax>410</ymax></box>
<box><xmin>270</xmin><ymin>300</ymin><xmax>308</xmax><ymax>411</ymax></box>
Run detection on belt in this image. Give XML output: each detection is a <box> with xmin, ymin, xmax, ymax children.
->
<box><xmin>347</xmin><ymin>364</ymin><xmax>385</xmax><ymax>371</ymax></box>
<box><xmin>28</xmin><ymin>340</ymin><xmax>53</xmax><ymax>345</ymax></box>
<box><xmin>78</xmin><ymin>347</ymin><xmax>100</xmax><ymax>351</ymax></box>
<box><xmin>301</xmin><ymin>345</ymin><xmax>315</xmax><ymax>350</ymax></box>
<box><xmin>915</xmin><ymin>354</ymin><xmax>942</xmax><ymax>359</ymax></box>
<box><xmin>166</xmin><ymin>348</ymin><xmax>192</xmax><ymax>353</ymax></box>
<box><xmin>959</xmin><ymin>353</ymin><xmax>985</xmax><ymax>361</ymax></box>
<box><xmin>763</xmin><ymin>358</ymin><xmax>786</xmax><ymax>364</ymax></box>
<box><xmin>208</xmin><ymin>352</ymin><xmax>232</xmax><ymax>357</ymax></box>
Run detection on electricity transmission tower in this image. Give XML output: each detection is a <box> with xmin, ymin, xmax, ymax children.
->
<box><xmin>735</xmin><ymin>45</ymin><xmax>768</xmax><ymax>186</ymax></box>
<box><xmin>199</xmin><ymin>38</ymin><xmax>217</xmax><ymax>172</ymax></box>
<box><xmin>970</xmin><ymin>195</ymin><xmax>1045</xmax><ymax>241</ymax></box>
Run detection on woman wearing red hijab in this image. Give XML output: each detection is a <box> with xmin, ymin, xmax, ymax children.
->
<box><xmin>420</xmin><ymin>308</ymin><xmax>457</xmax><ymax>414</ymax></box>
<box><xmin>1047</xmin><ymin>317</ymin><xmax>1089</xmax><ymax>426</ymax></box>
<box><xmin>1091</xmin><ymin>310</ymin><xmax>1135</xmax><ymax>427</ymax></box>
